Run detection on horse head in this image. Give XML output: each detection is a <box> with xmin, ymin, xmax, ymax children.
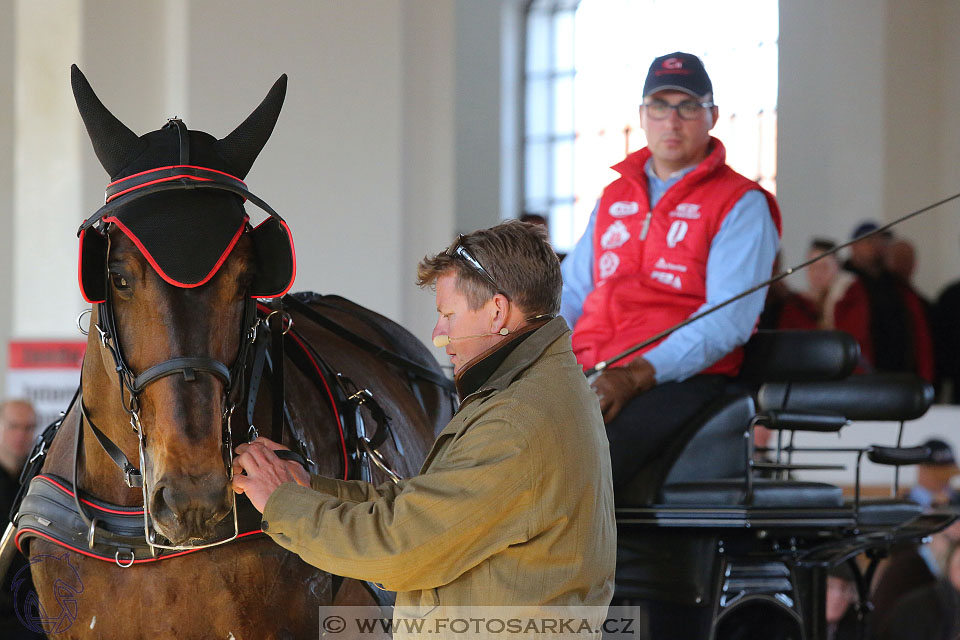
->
<box><xmin>72</xmin><ymin>66</ymin><xmax>294</xmax><ymax>545</ymax></box>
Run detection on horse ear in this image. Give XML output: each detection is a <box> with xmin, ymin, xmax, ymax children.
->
<box><xmin>71</xmin><ymin>64</ymin><xmax>143</xmax><ymax>177</ymax></box>
<box><xmin>215</xmin><ymin>75</ymin><xmax>287</xmax><ymax>179</ymax></box>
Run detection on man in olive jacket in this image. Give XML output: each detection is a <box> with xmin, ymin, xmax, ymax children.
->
<box><xmin>233</xmin><ymin>221</ymin><xmax>615</xmax><ymax>620</ymax></box>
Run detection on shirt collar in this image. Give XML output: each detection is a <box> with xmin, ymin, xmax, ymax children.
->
<box><xmin>454</xmin><ymin>316</ymin><xmax>569</xmax><ymax>400</ymax></box>
<box><xmin>643</xmin><ymin>157</ymin><xmax>698</xmax><ymax>187</ymax></box>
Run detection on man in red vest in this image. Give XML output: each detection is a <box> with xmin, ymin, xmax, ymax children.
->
<box><xmin>560</xmin><ymin>52</ymin><xmax>782</xmax><ymax>494</ymax></box>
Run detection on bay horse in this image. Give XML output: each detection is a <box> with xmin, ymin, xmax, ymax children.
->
<box><xmin>11</xmin><ymin>67</ymin><xmax>453</xmax><ymax>639</ymax></box>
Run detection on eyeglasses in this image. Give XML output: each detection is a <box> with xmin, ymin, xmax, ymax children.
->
<box><xmin>641</xmin><ymin>99</ymin><xmax>715</xmax><ymax>121</ymax></box>
<box><xmin>451</xmin><ymin>235</ymin><xmax>507</xmax><ymax>297</ymax></box>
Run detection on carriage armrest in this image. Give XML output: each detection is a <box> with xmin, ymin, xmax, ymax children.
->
<box><xmin>758</xmin><ymin>373</ymin><xmax>934</xmax><ymax>421</ymax></box>
<box><xmin>760</xmin><ymin>410</ymin><xmax>848</xmax><ymax>432</ymax></box>
<box><xmin>738</xmin><ymin>330</ymin><xmax>859</xmax><ymax>383</ymax></box>
<box><xmin>868</xmin><ymin>445</ymin><xmax>932</xmax><ymax>466</ymax></box>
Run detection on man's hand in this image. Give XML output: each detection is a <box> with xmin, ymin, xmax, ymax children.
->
<box><xmin>232</xmin><ymin>437</ymin><xmax>311</xmax><ymax>513</ymax></box>
<box><xmin>590</xmin><ymin>357</ymin><xmax>657</xmax><ymax>423</ymax></box>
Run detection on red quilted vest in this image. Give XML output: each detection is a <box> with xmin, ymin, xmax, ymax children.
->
<box><xmin>572</xmin><ymin>139</ymin><xmax>782</xmax><ymax>375</ymax></box>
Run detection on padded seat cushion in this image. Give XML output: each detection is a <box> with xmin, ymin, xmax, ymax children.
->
<box><xmin>659</xmin><ymin>479</ymin><xmax>844</xmax><ymax>508</ymax></box>
<box><xmin>852</xmin><ymin>500</ymin><xmax>923</xmax><ymax>526</ymax></box>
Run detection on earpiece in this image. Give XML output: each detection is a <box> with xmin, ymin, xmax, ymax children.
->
<box><xmin>433</xmin><ymin>327</ymin><xmax>510</xmax><ymax>348</ymax></box>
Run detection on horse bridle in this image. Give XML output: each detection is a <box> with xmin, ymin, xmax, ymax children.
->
<box><xmin>74</xmin><ymin>124</ymin><xmax>291</xmax><ymax>553</ymax></box>
<box><xmin>77</xmin><ymin>280</ymin><xmax>259</xmax><ymax>554</ymax></box>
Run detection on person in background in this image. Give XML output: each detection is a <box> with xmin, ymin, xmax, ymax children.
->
<box><xmin>559</xmin><ymin>51</ymin><xmax>780</xmax><ymax>498</ymax></box>
<box><xmin>777</xmin><ymin>238</ymin><xmax>854</xmax><ymax>331</ymax></box>
<box><xmin>907</xmin><ymin>438</ymin><xmax>960</xmax><ymax>508</ymax></box>
<box><xmin>932</xmin><ymin>236</ymin><xmax>960</xmax><ymax>403</ymax></box>
<box><xmin>520</xmin><ymin>212</ymin><xmax>566</xmax><ymax>261</ymax></box>
<box><xmin>880</xmin><ymin>539</ymin><xmax>960</xmax><ymax>640</ymax></box>
<box><xmin>885</xmin><ymin>238</ymin><xmax>919</xmax><ymax>286</ymax></box>
<box><xmin>868</xmin><ymin>457</ymin><xmax>960</xmax><ymax>637</ymax></box>
<box><xmin>757</xmin><ymin>251</ymin><xmax>791</xmax><ymax>330</ymax></box>
<box><xmin>834</xmin><ymin>221</ymin><xmax>934</xmax><ymax>381</ymax></box>
<box><xmin>825</xmin><ymin>564</ymin><xmax>860</xmax><ymax>640</ymax></box>
<box><xmin>0</xmin><ymin>398</ymin><xmax>42</xmax><ymax>640</ymax></box>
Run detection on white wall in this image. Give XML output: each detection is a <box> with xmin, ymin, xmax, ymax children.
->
<box><xmin>778</xmin><ymin>0</ymin><xmax>960</xmax><ymax>300</ymax></box>
<box><xmin>0</xmin><ymin>0</ymin><xmax>14</xmax><ymax>393</ymax></box>
<box><xmin>1</xmin><ymin>0</ymin><xmax>510</xmax><ymax>387</ymax></box>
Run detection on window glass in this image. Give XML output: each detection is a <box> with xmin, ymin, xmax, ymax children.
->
<box><xmin>524</xmin><ymin>0</ymin><xmax>779</xmax><ymax>252</ymax></box>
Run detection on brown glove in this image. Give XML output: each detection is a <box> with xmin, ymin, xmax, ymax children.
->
<box><xmin>590</xmin><ymin>357</ymin><xmax>657</xmax><ymax>423</ymax></box>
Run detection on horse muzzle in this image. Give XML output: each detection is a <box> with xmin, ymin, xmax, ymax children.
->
<box><xmin>149</xmin><ymin>472</ymin><xmax>233</xmax><ymax>544</ymax></box>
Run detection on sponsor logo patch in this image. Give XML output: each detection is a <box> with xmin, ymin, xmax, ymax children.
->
<box><xmin>655</xmin><ymin>257</ymin><xmax>688</xmax><ymax>273</ymax></box>
<box><xmin>600</xmin><ymin>221</ymin><xmax>631</xmax><ymax>250</ymax></box>
<box><xmin>666</xmin><ymin>220</ymin><xmax>689</xmax><ymax>248</ymax></box>
<box><xmin>598</xmin><ymin>251</ymin><xmax>621</xmax><ymax>280</ymax></box>
<box><xmin>650</xmin><ymin>270</ymin><xmax>683</xmax><ymax>289</ymax></box>
<box><xmin>608</xmin><ymin>201</ymin><xmax>640</xmax><ymax>217</ymax></box>
<box><xmin>669</xmin><ymin>203</ymin><xmax>701</xmax><ymax>220</ymax></box>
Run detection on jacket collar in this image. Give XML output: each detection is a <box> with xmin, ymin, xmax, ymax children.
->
<box><xmin>454</xmin><ymin>316</ymin><xmax>569</xmax><ymax>400</ymax></box>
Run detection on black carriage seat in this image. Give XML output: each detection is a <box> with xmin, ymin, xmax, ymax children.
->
<box><xmin>759</xmin><ymin>372</ymin><xmax>935</xmax><ymax>527</ymax></box>
<box><xmin>616</xmin><ymin>331</ymin><xmax>860</xmax><ymax>510</ymax></box>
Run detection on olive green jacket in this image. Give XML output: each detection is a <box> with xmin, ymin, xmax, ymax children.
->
<box><xmin>262</xmin><ymin>317</ymin><xmax>615</xmax><ymax>612</ymax></box>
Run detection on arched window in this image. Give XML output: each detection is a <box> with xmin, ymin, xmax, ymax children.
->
<box><xmin>523</xmin><ymin>0</ymin><xmax>779</xmax><ymax>252</ymax></box>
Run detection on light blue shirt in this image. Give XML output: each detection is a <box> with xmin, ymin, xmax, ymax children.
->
<box><xmin>560</xmin><ymin>158</ymin><xmax>780</xmax><ymax>384</ymax></box>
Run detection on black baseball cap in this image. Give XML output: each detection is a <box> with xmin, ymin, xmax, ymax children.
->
<box><xmin>851</xmin><ymin>220</ymin><xmax>893</xmax><ymax>241</ymax></box>
<box><xmin>643</xmin><ymin>52</ymin><xmax>713</xmax><ymax>99</ymax></box>
<box><xmin>923</xmin><ymin>438</ymin><xmax>958</xmax><ymax>467</ymax></box>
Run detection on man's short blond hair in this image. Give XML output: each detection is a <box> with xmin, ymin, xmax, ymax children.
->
<box><xmin>417</xmin><ymin>220</ymin><xmax>561</xmax><ymax>315</ymax></box>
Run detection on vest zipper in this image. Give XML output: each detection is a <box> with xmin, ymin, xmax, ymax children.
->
<box><xmin>639</xmin><ymin>211</ymin><xmax>653</xmax><ymax>240</ymax></box>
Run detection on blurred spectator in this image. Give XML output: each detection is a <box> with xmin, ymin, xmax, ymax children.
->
<box><xmin>776</xmin><ymin>238</ymin><xmax>854</xmax><ymax>330</ymax></box>
<box><xmin>0</xmin><ymin>398</ymin><xmax>42</xmax><ymax>640</ymax></box>
<box><xmin>933</xmin><ymin>239</ymin><xmax>960</xmax><ymax>402</ymax></box>
<box><xmin>885</xmin><ymin>238</ymin><xmax>918</xmax><ymax>285</ymax></box>
<box><xmin>758</xmin><ymin>252</ymin><xmax>792</xmax><ymax>330</ymax></box>
<box><xmin>825</xmin><ymin>564</ymin><xmax>860</xmax><ymax>640</ymax></box>
<box><xmin>880</xmin><ymin>538</ymin><xmax>960</xmax><ymax>640</ymax></box>
<box><xmin>519</xmin><ymin>213</ymin><xmax>566</xmax><ymax>261</ymax></box>
<box><xmin>869</xmin><ymin>459</ymin><xmax>960</xmax><ymax>637</ymax></box>
<box><xmin>0</xmin><ymin>399</ymin><xmax>35</xmax><ymax>487</ymax></box>
<box><xmin>907</xmin><ymin>438</ymin><xmax>960</xmax><ymax>507</ymax></box>
<box><xmin>833</xmin><ymin>221</ymin><xmax>935</xmax><ymax>381</ymax></box>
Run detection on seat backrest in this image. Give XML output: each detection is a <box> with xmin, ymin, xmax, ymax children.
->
<box><xmin>738</xmin><ymin>330</ymin><xmax>860</xmax><ymax>383</ymax></box>
<box><xmin>664</xmin><ymin>393</ymin><xmax>756</xmax><ymax>484</ymax></box>
<box><xmin>618</xmin><ymin>392</ymin><xmax>755</xmax><ymax>505</ymax></box>
<box><xmin>758</xmin><ymin>372</ymin><xmax>934</xmax><ymax>421</ymax></box>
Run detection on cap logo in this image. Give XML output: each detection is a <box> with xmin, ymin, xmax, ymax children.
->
<box><xmin>663</xmin><ymin>57</ymin><xmax>684</xmax><ymax>70</ymax></box>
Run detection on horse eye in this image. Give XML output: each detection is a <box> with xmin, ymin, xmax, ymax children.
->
<box><xmin>110</xmin><ymin>272</ymin><xmax>130</xmax><ymax>290</ymax></box>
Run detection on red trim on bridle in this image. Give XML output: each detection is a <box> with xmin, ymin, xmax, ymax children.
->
<box><xmin>107</xmin><ymin>175</ymin><xmax>214</xmax><ymax>202</ymax></box>
<box><xmin>251</xmin><ymin>217</ymin><xmax>297</xmax><ymax>300</ymax></box>
<box><xmin>106</xmin><ymin>165</ymin><xmax>246</xmax><ymax>190</ymax></box>
<box><xmin>38</xmin><ymin>475</ymin><xmax>144</xmax><ymax>516</ymax></box>
<box><xmin>15</xmin><ymin>528</ymin><xmax>263</xmax><ymax>563</ymax></box>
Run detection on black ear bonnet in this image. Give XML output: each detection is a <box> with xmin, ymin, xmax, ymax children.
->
<box><xmin>73</xmin><ymin>65</ymin><xmax>295</xmax><ymax>303</ymax></box>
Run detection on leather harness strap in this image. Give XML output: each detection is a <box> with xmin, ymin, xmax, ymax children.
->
<box><xmin>283</xmin><ymin>294</ymin><xmax>455</xmax><ymax>393</ymax></box>
<box><xmin>133</xmin><ymin>357</ymin><xmax>231</xmax><ymax>393</ymax></box>
<box><xmin>270</xmin><ymin>297</ymin><xmax>286</xmax><ymax>443</ymax></box>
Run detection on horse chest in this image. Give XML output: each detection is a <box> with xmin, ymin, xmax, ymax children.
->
<box><xmin>27</xmin><ymin>538</ymin><xmax>329</xmax><ymax>639</ymax></box>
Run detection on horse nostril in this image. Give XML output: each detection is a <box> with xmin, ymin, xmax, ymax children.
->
<box><xmin>151</xmin><ymin>485</ymin><xmax>178</xmax><ymax>524</ymax></box>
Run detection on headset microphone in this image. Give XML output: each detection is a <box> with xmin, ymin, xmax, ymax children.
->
<box><xmin>433</xmin><ymin>327</ymin><xmax>509</xmax><ymax>348</ymax></box>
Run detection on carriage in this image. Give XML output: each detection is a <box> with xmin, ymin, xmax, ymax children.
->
<box><xmin>0</xmin><ymin>67</ymin><xmax>952</xmax><ymax>640</ymax></box>
<box><xmin>613</xmin><ymin>329</ymin><xmax>956</xmax><ymax>639</ymax></box>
